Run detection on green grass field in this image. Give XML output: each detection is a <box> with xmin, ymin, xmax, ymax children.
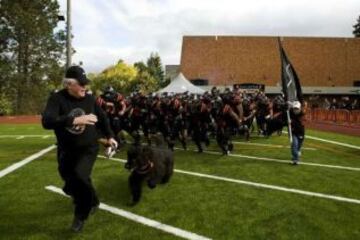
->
<box><xmin>0</xmin><ymin>124</ymin><xmax>359</xmax><ymax>240</ymax></box>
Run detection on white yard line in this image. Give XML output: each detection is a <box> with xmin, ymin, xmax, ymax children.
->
<box><xmin>1</xmin><ymin>131</ymin><xmax>358</xmax><ymax>150</ymax></box>
<box><xmin>102</xmin><ymin>156</ymin><xmax>360</xmax><ymax>205</ymax></box>
<box><xmin>173</xmin><ymin>169</ymin><xmax>360</xmax><ymax>205</ymax></box>
<box><xmin>99</xmin><ymin>155</ymin><xmax>125</xmax><ymax>162</ymax></box>
<box><xmin>0</xmin><ymin>135</ymin><xmax>52</xmax><ymax>138</ymax></box>
<box><xmin>0</xmin><ymin>145</ymin><xmax>56</xmax><ymax>179</ymax></box>
<box><xmin>210</xmin><ymin>151</ymin><xmax>360</xmax><ymax>172</ymax></box>
<box><xmin>45</xmin><ymin>185</ymin><xmax>211</xmax><ymax>240</ymax></box>
<box><xmin>174</xmin><ymin>148</ymin><xmax>360</xmax><ymax>172</ymax></box>
<box><xmin>232</xmin><ymin>141</ymin><xmax>316</xmax><ymax>150</ymax></box>
<box><xmin>282</xmin><ymin>131</ymin><xmax>360</xmax><ymax>150</ymax></box>
<box><xmin>16</xmin><ymin>136</ymin><xmax>24</xmax><ymax>140</ymax></box>
<box><xmin>305</xmin><ymin>135</ymin><xmax>360</xmax><ymax>150</ymax></box>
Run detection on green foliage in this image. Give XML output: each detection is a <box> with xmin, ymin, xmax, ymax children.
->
<box><xmin>0</xmin><ymin>93</ymin><xmax>12</xmax><ymax>115</ymax></box>
<box><xmin>353</xmin><ymin>15</ymin><xmax>360</xmax><ymax>37</ymax></box>
<box><xmin>134</xmin><ymin>61</ymin><xmax>148</xmax><ymax>74</ymax></box>
<box><xmin>91</xmin><ymin>57</ymin><xmax>163</xmax><ymax>96</ymax></box>
<box><xmin>146</xmin><ymin>52</ymin><xmax>166</xmax><ymax>87</ymax></box>
<box><xmin>131</xmin><ymin>70</ymin><xmax>158</xmax><ymax>93</ymax></box>
<box><xmin>90</xmin><ymin>61</ymin><xmax>138</xmax><ymax>95</ymax></box>
<box><xmin>0</xmin><ymin>0</ymin><xmax>65</xmax><ymax>114</ymax></box>
<box><xmin>130</xmin><ymin>52</ymin><xmax>167</xmax><ymax>94</ymax></box>
<box><xmin>0</xmin><ymin>0</ymin><xmax>167</xmax><ymax>113</ymax></box>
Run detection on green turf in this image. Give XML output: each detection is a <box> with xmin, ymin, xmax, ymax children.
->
<box><xmin>306</xmin><ymin>128</ymin><xmax>360</xmax><ymax>146</ymax></box>
<box><xmin>0</xmin><ymin>124</ymin><xmax>48</xmax><ymax>135</ymax></box>
<box><xmin>0</xmin><ymin>137</ymin><xmax>56</xmax><ymax>169</ymax></box>
<box><xmin>0</xmin><ymin>123</ymin><xmax>360</xmax><ymax>239</ymax></box>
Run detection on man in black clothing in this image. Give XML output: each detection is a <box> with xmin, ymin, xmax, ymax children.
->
<box><xmin>42</xmin><ymin>66</ymin><xmax>117</xmax><ymax>232</ymax></box>
<box><xmin>289</xmin><ymin>101</ymin><xmax>305</xmax><ymax>165</ymax></box>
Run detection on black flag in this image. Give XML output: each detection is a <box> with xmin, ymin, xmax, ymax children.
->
<box><xmin>278</xmin><ymin>38</ymin><xmax>303</xmax><ymax>103</ymax></box>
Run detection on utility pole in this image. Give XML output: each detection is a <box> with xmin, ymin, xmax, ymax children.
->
<box><xmin>66</xmin><ymin>0</ymin><xmax>72</xmax><ymax>69</ymax></box>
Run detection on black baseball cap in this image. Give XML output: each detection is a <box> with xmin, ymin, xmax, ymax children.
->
<box><xmin>65</xmin><ymin>66</ymin><xmax>90</xmax><ymax>86</ymax></box>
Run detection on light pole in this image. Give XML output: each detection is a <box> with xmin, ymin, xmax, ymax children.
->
<box><xmin>66</xmin><ymin>0</ymin><xmax>72</xmax><ymax>69</ymax></box>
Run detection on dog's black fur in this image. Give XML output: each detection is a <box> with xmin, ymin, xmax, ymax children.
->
<box><xmin>126</xmin><ymin>135</ymin><xmax>174</xmax><ymax>204</ymax></box>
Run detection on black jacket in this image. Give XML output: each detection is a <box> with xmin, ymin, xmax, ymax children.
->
<box><xmin>290</xmin><ymin>110</ymin><xmax>305</xmax><ymax>136</ymax></box>
<box><xmin>42</xmin><ymin>89</ymin><xmax>114</xmax><ymax>149</ymax></box>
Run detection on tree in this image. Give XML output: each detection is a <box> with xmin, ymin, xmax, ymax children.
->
<box><xmin>91</xmin><ymin>59</ymin><xmax>159</xmax><ymax>95</ymax></box>
<box><xmin>90</xmin><ymin>60</ymin><xmax>138</xmax><ymax>95</ymax></box>
<box><xmin>353</xmin><ymin>15</ymin><xmax>360</xmax><ymax>37</ymax></box>
<box><xmin>133</xmin><ymin>53</ymin><xmax>169</xmax><ymax>91</ymax></box>
<box><xmin>133</xmin><ymin>60</ymin><xmax>159</xmax><ymax>93</ymax></box>
<box><xmin>0</xmin><ymin>0</ymin><xmax>65</xmax><ymax>114</ymax></box>
<box><xmin>0</xmin><ymin>93</ymin><xmax>12</xmax><ymax>115</ymax></box>
<box><xmin>146</xmin><ymin>52</ymin><xmax>166</xmax><ymax>87</ymax></box>
<box><xmin>134</xmin><ymin>61</ymin><xmax>147</xmax><ymax>74</ymax></box>
<box><xmin>131</xmin><ymin>70</ymin><xmax>158</xmax><ymax>94</ymax></box>
<box><xmin>91</xmin><ymin>54</ymin><xmax>167</xmax><ymax>96</ymax></box>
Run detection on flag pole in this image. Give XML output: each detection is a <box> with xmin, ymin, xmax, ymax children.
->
<box><xmin>286</xmin><ymin>108</ymin><xmax>293</xmax><ymax>143</ymax></box>
<box><xmin>278</xmin><ymin>37</ymin><xmax>294</xmax><ymax>144</ymax></box>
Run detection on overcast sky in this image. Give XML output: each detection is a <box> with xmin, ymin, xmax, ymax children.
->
<box><xmin>57</xmin><ymin>0</ymin><xmax>360</xmax><ymax>73</ymax></box>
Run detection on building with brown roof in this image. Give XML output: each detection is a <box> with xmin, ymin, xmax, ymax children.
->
<box><xmin>180</xmin><ymin>36</ymin><xmax>360</xmax><ymax>94</ymax></box>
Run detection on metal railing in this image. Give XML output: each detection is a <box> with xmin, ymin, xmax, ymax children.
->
<box><xmin>307</xmin><ymin>109</ymin><xmax>360</xmax><ymax>125</ymax></box>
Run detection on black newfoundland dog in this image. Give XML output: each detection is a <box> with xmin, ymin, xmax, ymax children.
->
<box><xmin>126</xmin><ymin>137</ymin><xmax>174</xmax><ymax>204</ymax></box>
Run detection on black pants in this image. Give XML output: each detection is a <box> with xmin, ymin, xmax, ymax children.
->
<box><xmin>216</xmin><ymin>126</ymin><xmax>232</xmax><ymax>154</ymax></box>
<box><xmin>57</xmin><ymin>145</ymin><xmax>99</xmax><ymax>220</ymax></box>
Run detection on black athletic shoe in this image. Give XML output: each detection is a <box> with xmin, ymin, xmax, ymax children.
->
<box><xmin>168</xmin><ymin>142</ymin><xmax>174</xmax><ymax>151</ymax></box>
<box><xmin>71</xmin><ymin>217</ymin><xmax>84</xmax><ymax>232</ymax></box>
<box><xmin>222</xmin><ymin>149</ymin><xmax>229</xmax><ymax>155</ymax></box>
<box><xmin>124</xmin><ymin>162</ymin><xmax>131</xmax><ymax>170</ymax></box>
<box><xmin>181</xmin><ymin>140</ymin><xmax>187</xmax><ymax>150</ymax></box>
<box><xmin>205</xmin><ymin>138</ymin><xmax>210</xmax><ymax>147</ymax></box>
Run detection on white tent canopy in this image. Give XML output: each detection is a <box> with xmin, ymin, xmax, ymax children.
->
<box><xmin>158</xmin><ymin>73</ymin><xmax>205</xmax><ymax>94</ymax></box>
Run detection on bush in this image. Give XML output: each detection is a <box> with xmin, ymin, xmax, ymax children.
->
<box><xmin>0</xmin><ymin>94</ymin><xmax>13</xmax><ymax>115</ymax></box>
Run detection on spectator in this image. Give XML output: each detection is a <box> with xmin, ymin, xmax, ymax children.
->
<box><xmin>323</xmin><ymin>98</ymin><xmax>331</xmax><ymax>110</ymax></box>
<box><xmin>330</xmin><ymin>98</ymin><xmax>338</xmax><ymax>110</ymax></box>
